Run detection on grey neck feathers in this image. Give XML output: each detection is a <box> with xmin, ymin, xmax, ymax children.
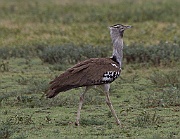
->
<box><xmin>110</xmin><ymin>30</ymin><xmax>124</xmax><ymax>67</ymax></box>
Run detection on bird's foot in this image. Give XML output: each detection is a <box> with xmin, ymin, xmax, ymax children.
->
<box><xmin>75</xmin><ymin>121</ymin><xmax>80</xmax><ymax>126</ymax></box>
<box><xmin>116</xmin><ymin>120</ymin><xmax>123</xmax><ymax>128</ymax></box>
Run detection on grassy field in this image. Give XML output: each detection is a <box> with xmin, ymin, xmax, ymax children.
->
<box><xmin>0</xmin><ymin>0</ymin><xmax>180</xmax><ymax>139</ymax></box>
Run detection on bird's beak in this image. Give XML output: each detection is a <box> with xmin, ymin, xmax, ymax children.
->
<box><xmin>125</xmin><ymin>25</ymin><xmax>133</xmax><ymax>29</ymax></box>
<box><xmin>108</xmin><ymin>26</ymin><xmax>112</xmax><ymax>29</ymax></box>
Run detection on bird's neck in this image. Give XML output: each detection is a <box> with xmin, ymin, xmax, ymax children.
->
<box><xmin>111</xmin><ymin>36</ymin><xmax>124</xmax><ymax>67</ymax></box>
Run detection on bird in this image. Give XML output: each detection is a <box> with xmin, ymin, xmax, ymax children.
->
<box><xmin>46</xmin><ymin>24</ymin><xmax>132</xmax><ymax>127</ymax></box>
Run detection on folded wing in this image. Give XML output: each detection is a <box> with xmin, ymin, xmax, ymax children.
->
<box><xmin>46</xmin><ymin>58</ymin><xmax>121</xmax><ymax>98</ymax></box>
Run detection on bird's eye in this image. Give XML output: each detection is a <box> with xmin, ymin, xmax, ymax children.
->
<box><xmin>120</xmin><ymin>27</ymin><xmax>124</xmax><ymax>30</ymax></box>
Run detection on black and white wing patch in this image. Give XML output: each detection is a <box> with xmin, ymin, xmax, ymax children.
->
<box><xmin>101</xmin><ymin>70</ymin><xmax>120</xmax><ymax>83</ymax></box>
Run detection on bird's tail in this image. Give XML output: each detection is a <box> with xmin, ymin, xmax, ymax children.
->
<box><xmin>46</xmin><ymin>88</ymin><xmax>58</xmax><ymax>98</ymax></box>
<box><xmin>46</xmin><ymin>67</ymin><xmax>85</xmax><ymax>98</ymax></box>
<box><xmin>46</xmin><ymin>85</ymin><xmax>77</xmax><ymax>98</ymax></box>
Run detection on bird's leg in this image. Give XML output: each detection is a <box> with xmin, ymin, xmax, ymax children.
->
<box><xmin>103</xmin><ymin>84</ymin><xmax>122</xmax><ymax>127</ymax></box>
<box><xmin>105</xmin><ymin>92</ymin><xmax>122</xmax><ymax>126</ymax></box>
<box><xmin>75</xmin><ymin>87</ymin><xmax>89</xmax><ymax>126</ymax></box>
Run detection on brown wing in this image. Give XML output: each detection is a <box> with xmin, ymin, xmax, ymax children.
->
<box><xmin>46</xmin><ymin>58</ymin><xmax>121</xmax><ymax>98</ymax></box>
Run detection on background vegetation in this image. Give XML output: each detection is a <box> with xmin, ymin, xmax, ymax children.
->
<box><xmin>0</xmin><ymin>0</ymin><xmax>180</xmax><ymax>138</ymax></box>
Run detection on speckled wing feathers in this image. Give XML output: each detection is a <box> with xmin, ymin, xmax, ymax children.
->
<box><xmin>46</xmin><ymin>58</ymin><xmax>121</xmax><ymax>98</ymax></box>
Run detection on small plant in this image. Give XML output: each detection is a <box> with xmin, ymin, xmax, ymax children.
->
<box><xmin>0</xmin><ymin>121</ymin><xmax>15</xmax><ymax>139</ymax></box>
<box><xmin>124</xmin><ymin>42</ymin><xmax>180</xmax><ymax>66</ymax></box>
<box><xmin>149</xmin><ymin>70</ymin><xmax>180</xmax><ymax>88</ymax></box>
<box><xmin>8</xmin><ymin>113</ymin><xmax>34</xmax><ymax>125</ymax></box>
<box><xmin>133</xmin><ymin>70</ymin><xmax>180</xmax><ymax>108</ymax></box>
<box><xmin>147</xmin><ymin>133</ymin><xmax>179</xmax><ymax>139</ymax></box>
<box><xmin>13</xmin><ymin>134</ymin><xmax>27</xmax><ymax>139</ymax></box>
<box><xmin>45</xmin><ymin>115</ymin><xmax>52</xmax><ymax>123</ymax></box>
<box><xmin>0</xmin><ymin>91</ymin><xmax>17</xmax><ymax>107</ymax></box>
<box><xmin>0</xmin><ymin>46</ymin><xmax>44</xmax><ymax>59</ymax></box>
<box><xmin>80</xmin><ymin>117</ymin><xmax>104</xmax><ymax>126</ymax></box>
<box><xmin>39</xmin><ymin>44</ymin><xmax>111</xmax><ymax>65</ymax></box>
<box><xmin>49</xmin><ymin>64</ymin><xmax>69</xmax><ymax>71</ymax></box>
<box><xmin>133</xmin><ymin>110</ymin><xmax>162</xmax><ymax>128</ymax></box>
<box><xmin>16</xmin><ymin>75</ymin><xmax>30</xmax><ymax>85</ymax></box>
<box><xmin>161</xmin><ymin>87</ymin><xmax>180</xmax><ymax>107</ymax></box>
<box><xmin>135</xmin><ymin>87</ymin><xmax>180</xmax><ymax>108</ymax></box>
<box><xmin>25</xmin><ymin>79</ymin><xmax>49</xmax><ymax>94</ymax></box>
<box><xmin>0</xmin><ymin>60</ymin><xmax>9</xmax><ymax>72</ymax></box>
<box><xmin>84</xmin><ymin>92</ymin><xmax>104</xmax><ymax>105</ymax></box>
<box><xmin>0</xmin><ymin>118</ymin><xmax>27</xmax><ymax>139</ymax></box>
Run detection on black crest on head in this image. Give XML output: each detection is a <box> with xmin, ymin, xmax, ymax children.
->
<box><xmin>110</xmin><ymin>24</ymin><xmax>125</xmax><ymax>37</ymax></box>
<box><xmin>111</xmin><ymin>24</ymin><xmax>123</xmax><ymax>28</ymax></box>
<box><xmin>109</xmin><ymin>24</ymin><xmax>132</xmax><ymax>37</ymax></box>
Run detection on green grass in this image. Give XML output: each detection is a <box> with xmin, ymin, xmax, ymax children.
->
<box><xmin>0</xmin><ymin>0</ymin><xmax>180</xmax><ymax>138</ymax></box>
<box><xmin>0</xmin><ymin>0</ymin><xmax>180</xmax><ymax>47</ymax></box>
<box><xmin>0</xmin><ymin>58</ymin><xmax>180</xmax><ymax>139</ymax></box>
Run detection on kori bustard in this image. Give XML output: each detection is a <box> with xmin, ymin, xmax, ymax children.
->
<box><xmin>46</xmin><ymin>24</ymin><xmax>132</xmax><ymax>127</ymax></box>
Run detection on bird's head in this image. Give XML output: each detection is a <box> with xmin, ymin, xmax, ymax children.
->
<box><xmin>109</xmin><ymin>24</ymin><xmax>132</xmax><ymax>37</ymax></box>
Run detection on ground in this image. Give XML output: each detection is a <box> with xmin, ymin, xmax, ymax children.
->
<box><xmin>0</xmin><ymin>0</ymin><xmax>180</xmax><ymax>139</ymax></box>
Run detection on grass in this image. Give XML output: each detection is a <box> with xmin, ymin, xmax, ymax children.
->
<box><xmin>0</xmin><ymin>0</ymin><xmax>180</xmax><ymax>138</ymax></box>
<box><xmin>0</xmin><ymin>0</ymin><xmax>180</xmax><ymax>47</ymax></box>
<box><xmin>0</xmin><ymin>58</ymin><xmax>180</xmax><ymax>139</ymax></box>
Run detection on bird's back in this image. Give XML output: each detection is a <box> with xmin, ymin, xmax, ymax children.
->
<box><xmin>46</xmin><ymin>57</ymin><xmax>121</xmax><ymax>98</ymax></box>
